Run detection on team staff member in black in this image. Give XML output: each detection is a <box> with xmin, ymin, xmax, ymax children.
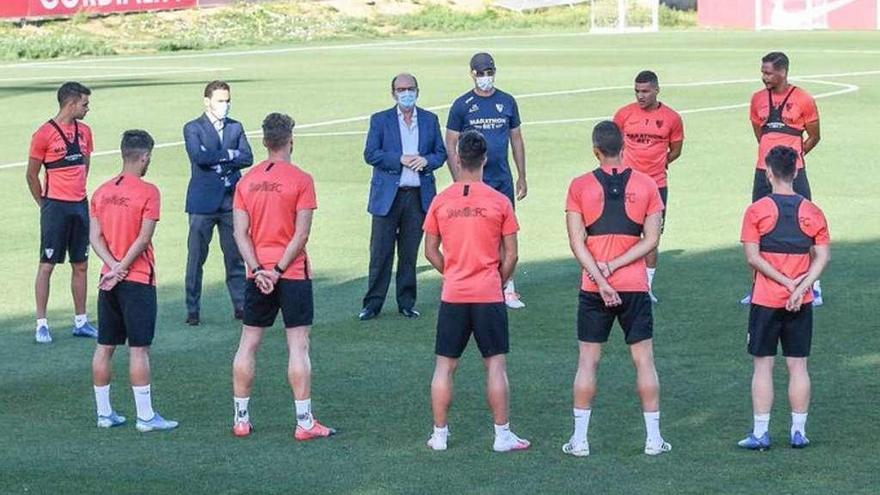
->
<box><xmin>446</xmin><ymin>53</ymin><xmax>528</xmax><ymax>309</ymax></box>
<box><xmin>26</xmin><ymin>82</ymin><xmax>98</xmax><ymax>344</ymax></box>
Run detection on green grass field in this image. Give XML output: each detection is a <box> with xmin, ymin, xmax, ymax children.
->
<box><xmin>1</xmin><ymin>29</ymin><xmax>879</xmax><ymax>494</ymax></box>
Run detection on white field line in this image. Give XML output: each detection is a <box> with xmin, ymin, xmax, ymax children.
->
<box><xmin>0</xmin><ymin>72</ymin><xmax>868</xmax><ymax>170</ymax></box>
<box><xmin>0</xmin><ymin>67</ymin><xmax>231</xmax><ymax>84</ymax></box>
<box><xmin>0</xmin><ymin>32</ymin><xmax>596</xmax><ymax>69</ymax></box>
<box><xmin>3</xmin><ymin>30</ymin><xmax>880</xmax><ymax>70</ymax></box>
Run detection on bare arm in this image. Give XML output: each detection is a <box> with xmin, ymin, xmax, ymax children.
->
<box><xmin>786</xmin><ymin>244</ymin><xmax>830</xmax><ymax>311</ymax></box>
<box><xmin>233</xmin><ymin>209</ymin><xmax>261</xmax><ymax>272</ymax></box>
<box><xmin>116</xmin><ymin>219</ymin><xmax>157</xmax><ymax>271</ymax></box>
<box><xmin>444</xmin><ymin>129</ymin><xmax>460</xmax><ymax>181</ymax></box>
<box><xmin>274</xmin><ymin>209</ymin><xmax>313</xmax><ymax>272</ymax></box>
<box><xmin>607</xmin><ymin>212</ymin><xmax>662</xmax><ymax>273</ymax></box>
<box><xmin>566</xmin><ymin>212</ymin><xmax>621</xmax><ymax>306</ymax></box>
<box><xmin>666</xmin><ymin>140</ymin><xmax>683</xmax><ymax>166</ymax></box>
<box><xmin>89</xmin><ymin>217</ymin><xmax>119</xmax><ymax>268</ymax></box>
<box><xmin>499</xmin><ymin>234</ymin><xmax>518</xmax><ymax>284</ymax></box>
<box><xmin>510</xmin><ymin>127</ymin><xmax>527</xmax><ymax>200</ymax></box>
<box><xmin>752</xmin><ymin>122</ymin><xmax>763</xmax><ymax>143</ymax></box>
<box><xmin>743</xmin><ymin>242</ymin><xmax>797</xmax><ymax>291</ymax></box>
<box><xmin>25</xmin><ymin>158</ymin><xmax>43</xmax><ymax>206</ymax></box>
<box><xmin>803</xmin><ymin>120</ymin><xmax>821</xmax><ymax>156</ymax></box>
<box><xmin>424</xmin><ymin>233</ymin><xmax>444</xmax><ymax>274</ymax></box>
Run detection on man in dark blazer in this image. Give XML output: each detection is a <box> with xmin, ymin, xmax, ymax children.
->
<box><xmin>359</xmin><ymin>73</ymin><xmax>447</xmax><ymax>321</ymax></box>
<box><xmin>183</xmin><ymin>80</ymin><xmax>253</xmax><ymax>325</ymax></box>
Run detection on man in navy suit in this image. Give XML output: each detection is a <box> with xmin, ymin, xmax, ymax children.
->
<box><xmin>359</xmin><ymin>73</ymin><xmax>447</xmax><ymax>321</ymax></box>
<box><xmin>183</xmin><ymin>80</ymin><xmax>253</xmax><ymax>325</ymax></box>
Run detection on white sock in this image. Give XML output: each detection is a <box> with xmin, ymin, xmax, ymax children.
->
<box><xmin>94</xmin><ymin>384</ymin><xmax>112</xmax><ymax>417</ymax></box>
<box><xmin>74</xmin><ymin>314</ymin><xmax>88</xmax><ymax>327</ymax></box>
<box><xmin>295</xmin><ymin>399</ymin><xmax>314</xmax><ymax>429</ymax></box>
<box><xmin>813</xmin><ymin>280</ymin><xmax>822</xmax><ymax>292</ymax></box>
<box><xmin>644</xmin><ymin>411</ymin><xmax>662</xmax><ymax>445</ymax></box>
<box><xmin>36</xmin><ymin>318</ymin><xmax>48</xmax><ymax>330</ymax></box>
<box><xmin>433</xmin><ymin>425</ymin><xmax>449</xmax><ymax>439</ymax></box>
<box><xmin>494</xmin><ymin>422</ymin><xmax>511</xmax><ymax>439</ymax></box>
<box><xmin>791</xmin><ymin>412</ymin><xmax>808</xmax><ymax>436</ymax></box>
<box><xmin>646</xmin><ymin>268</ymin><xmax>656</xmax><ymax>290</ymax></box>
<box><xmin>132</xmin><ymin>384</ymin><xmax>155</xmax><ymax>421</ymax></box>
<box><xmin>753</xmin><ymin>413</ymin><xmax>770</xmax><ymax>437</ymax></box>
<box><xmin>234</xmin><ymin>396</ymin><xmax>250</xmax><ymax>423</ymax></box>
<box><xmin>504</xmin><ymin>279</ymin><xmax>516</xmax><ymax>294</ymax></box>
<box><xmin>572</xmin><ymin>408</ymin><xmax>591</xmax><ymax>443</ymax></box>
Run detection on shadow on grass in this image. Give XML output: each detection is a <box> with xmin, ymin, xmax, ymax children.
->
<box><xmin>0</xmin><ymin>239</ymin><xmax>877</xmax><ymax>494</ymax></box>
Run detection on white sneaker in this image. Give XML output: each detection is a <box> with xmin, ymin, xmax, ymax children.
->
<box><xmin>811</xmin><ymin>285</ymin><xmax>823</xmax><ymax>307</ymax></box>
<box><xmin>35</xmin><ymin>325</ymin><xmax>52</xmax><ymax>344</ymax></box>
<box><xmin>644</xmin><ymin>440</ymin><xmax>672</xmax><ymax>456</ymax></box>
<box><xmin>648</xmin><ymin>291</ymin><xmax>659</xmax><ymax>304</ymax></box>
<box><xmin>426</xmin><ymin>433</ymin><xmax>448</xmax><ymax>451</ymax></box>
<box><xmin>493</xmin><ymin>431</ymin><xmax>530</xmax><ymax>452</ymax></box>
<box><xmin>739</xmin><ymin>293</ymin><xmax>752</xmax><ymax>305</ymax></box>
<box><xmin>504</xmin><ymin>292</ymin><xmax>525</xmax><ymax>309</ymax></box>
<box><xmin>562</xmin><ymin>438</ymin><xmax>590</xmax><ymax>457</ymax></box>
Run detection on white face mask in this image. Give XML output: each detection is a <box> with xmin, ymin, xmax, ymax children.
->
<box><xmin>210</xmin><ymin>101</ymin><xmax>230</xmax><ymax>119</ymax></box>
<box><xmin>475</xmin><ymin>75</ymin><xmax>495</xmax><ymax>92</ymax></box>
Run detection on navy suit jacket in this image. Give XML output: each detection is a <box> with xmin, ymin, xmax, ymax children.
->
<box><xmin>363</xmin><ymin>106</ymin><xmax>447</xmax><ymax>216</ymax></box>
<box><xmin>183</xmin><ymin>114</ymin><xmax>254</xmax><ymax>214</ymax></box>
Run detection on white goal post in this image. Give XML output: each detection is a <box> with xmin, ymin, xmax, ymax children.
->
<box><xmin>590</xmin><ymin>0</ymin><xmax>660</xmax><ymax>33</ymax></box>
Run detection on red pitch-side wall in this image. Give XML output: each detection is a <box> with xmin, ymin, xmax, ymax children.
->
<box><xmin>698</xmin><ymin>0</ymin><xmax>878</xmax><ymax>30</ymax></box>
<box><xmin>0</xmin><ymin>0</ymin><xmax>198</xmax><ymax>20</ymax></box>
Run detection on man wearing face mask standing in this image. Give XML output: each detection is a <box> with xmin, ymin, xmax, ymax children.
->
<box><xmin>359</xmin><ymin>73</ymin><xmax>447</xmax><ymax>321</ymax></box>
<box><xmin>446</xmin><ymin>53</ymin><xmax>527</xmax><ymax>309</ymax></box>
<box><xmin>183</xmin><ymin>80</ymin><xmax>254</xmax><ymax>326</ymax></box>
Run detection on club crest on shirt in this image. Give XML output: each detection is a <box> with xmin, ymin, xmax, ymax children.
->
<box><xmin>785</xmin><ymin>103</ymin><xmax>793</xmax><ymax>111</ymax></box>
<box><xmin>655</xmin><ymin>120</ymin><xmax>663</xmax><ymax>129</ymax></box>
<box><xmin>468</xmin><ymin>104</ymin><xmax>479</xmax><ymax>113</ymax></box>
<box><xmin>496</xmin><ymin>103</ymin><xmax>504</xmax><ymax>113</ymax></box>
<box><xmin>626</xmin><ymin>192</ymin><xmax>636</xmax><ymax>203</ymax></box>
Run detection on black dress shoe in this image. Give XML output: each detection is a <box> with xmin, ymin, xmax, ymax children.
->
<box><xmin>399</xmin><ymin>308</ymin><xmax>420</xmax><ymax>319</ymax></box>
<box><xmin>186</xmin><ymin>313</ymin><xmax>200</xmax><ymax>326</ymax></box>
<box><xmin>358</xmin><ymin>308</ymin><xmax>379</xmax><ymax>321</ymax></box>
<box><xmin>234</xmin><ymin>308</ymin><xmax>244</xmax><ymax>320</ymax></box>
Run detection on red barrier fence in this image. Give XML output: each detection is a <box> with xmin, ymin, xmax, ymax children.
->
<box><xmin>0</xmin><ymin>0</ymin><xmax>198</xmax><ymax>20</ymax></box>
<box><xmin>698</xmin><ymin>0</ymin><xmax>880</xmax><ymax>30</ymax></box>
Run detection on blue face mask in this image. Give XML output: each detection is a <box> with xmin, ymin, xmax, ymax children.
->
<box><xmin>397</xmin><ymin>90</ymin><xmax>417</xmax><ymax>109</ymax></box>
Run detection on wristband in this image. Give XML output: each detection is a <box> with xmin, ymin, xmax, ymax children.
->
<box><xmin>273</xmin><ymin>265</ymin><xmax>286</xmax><ymax>274</ymax></box>
<box><xmin>251</xmin><ymin>265</ymin><xmax>264</xmax><ymax>275</ymax></box>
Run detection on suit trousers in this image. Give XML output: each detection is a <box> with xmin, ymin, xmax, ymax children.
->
<box><xmin>363</xmin><ymin>187</ymin><xmax>425</xmax><ymax>312</ymax></box>
<box><xmin>185</xmin><ymin>193</ymin><xmax>246</xmax><ymax>315</ymax></box>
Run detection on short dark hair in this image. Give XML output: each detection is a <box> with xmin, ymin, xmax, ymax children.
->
<box><xmin>634</xmin><ymin>70</ymin><xmax>659</xmax><ymax>87</ymax></box>
<box><xmin>457</xmin><ymin>130</ymin><xmax>487</xmax><ymax>171</ymax></box>
<box><xmin>390</xmin><ymin>73</ymin><xmax>419</xmax><ymax>91</ymax></box>
<box><xmin>765</xmin><ymin>145</ymin><xmax>797</xmax><ymax>180</ymax></box>
<box><xmin>120</xmin><ymin>130</ymin><xmax>155</xmax><ymax>162</ymax></box>
<box><xmin>592</xmin><ymin>121</ymin><xmax>623</xmax><ymax>157</ymax></box>
<box><xmin>57</xmin><ymin>81</ymin><xmax>90</xmax><ymax>106</ymax></box>
<box><xmin>204</xmin><ymin>80</ymin><xmax>230</xmax><ymax>98</ymax></box>
<box><xmin>762</xmin><ymin>52</ymin><xmax>789</xmax><ymax>71</ymax></box>
<box><xmin>262</xmin><ymin>112</ymin><xmax>295</xmax><ymax>151</ymax></box>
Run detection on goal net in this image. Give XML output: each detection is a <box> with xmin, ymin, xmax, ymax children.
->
<box><xmin>590</xmin><ymin>0</ymin><xmax>660</xmax><ymax>33</ymax></box>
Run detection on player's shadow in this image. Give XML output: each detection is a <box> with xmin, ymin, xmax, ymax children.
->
<box><xmin>0</xmin><ymin>239</ymin><xmax>875</xmax><ymax>458</ymax></box>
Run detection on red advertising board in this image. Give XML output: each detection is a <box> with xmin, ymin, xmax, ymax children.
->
<box><xmin>0</xmin><ymin>0</ymin><xmax>198</xmax><ymax>20</ymax></box>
